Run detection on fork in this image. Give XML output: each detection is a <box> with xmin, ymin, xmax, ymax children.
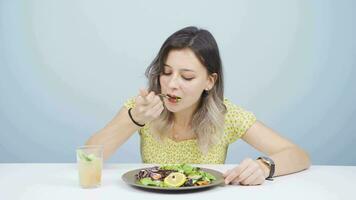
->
<box><xmin>158</xmin><ymin>94</ymin><xmax>182</xmax><ymax>101</ymax></box>
<box><xmin>158</xmin><ymin>94</ymin><xmax>169</xmax><ymax>98</ymax></box>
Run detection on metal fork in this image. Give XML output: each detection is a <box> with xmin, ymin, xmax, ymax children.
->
<box><xmin>158</xmin><ymin>94</ymin><xmax>169</xmax><ymax>98</ymax></box>
<box><xmin>158</xmin><ymin>94</ymin><xmax>182</xmax><ymax>101</ymax></box>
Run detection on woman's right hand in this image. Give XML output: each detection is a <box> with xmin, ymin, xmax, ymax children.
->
<box><xmin>130</xmin><ymin>89</ymin><xmax>164</xmax><ymax>125</ymax></box>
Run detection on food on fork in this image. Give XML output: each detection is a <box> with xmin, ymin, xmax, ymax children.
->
<box><xmin>159</xmin><ymin>94</ymin><xmax>182</xmax><ymax>103</ymax></box>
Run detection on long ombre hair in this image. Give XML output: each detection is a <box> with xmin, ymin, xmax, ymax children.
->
<box><xmin>145</xmin><ymin>26</ymin><xmax>226</xmax><ymax>154</ymax></box>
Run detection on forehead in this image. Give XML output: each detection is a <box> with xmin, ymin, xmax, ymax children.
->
<box><xmin>164</xmin><ymin>48</ymin><xmax>206</xmax><ymax>72</ymax></box>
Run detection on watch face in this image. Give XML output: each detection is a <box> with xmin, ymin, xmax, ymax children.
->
<box><xmin>263</xmin><ymin>158</ymin><xmax>272</xmax><ymax>166</ymax></box>
<box><xmin>258</xmin><ymin>157</ymin><xmax>275</xmax><ymax>180</ymax></box>
<box><xmin>260</xmin><ymin>156</ymin><xmax>274</xmax><ymax>166</ymax></box>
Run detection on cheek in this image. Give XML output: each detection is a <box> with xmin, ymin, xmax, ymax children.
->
<box><xmin>159</xmin><ymin>76</ymin><xmax>168</xmax><ymax>87</ymax></box>
<box><xmin>181</xmin><ymin>82</ymin><xmax>203</xmax><ymax>96</ymax></box>
<box><xmin>159</xmin><ymin>76</ymin><xmax>204</xmax><ymax>96</ymax></box>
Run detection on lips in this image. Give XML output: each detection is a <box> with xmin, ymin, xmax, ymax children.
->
<box><xmin>167</xmin><ymin>94</ymin><xmax>179</xmax><ymax>99</ymax></box>
<box><xmin>166</xmin><ymin>94</ymin><xmax>182</xmax><ymax>103</ymax></box>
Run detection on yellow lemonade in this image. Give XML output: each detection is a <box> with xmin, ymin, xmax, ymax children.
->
<box><xmin>78</xmin><ymin>158</ymin><xmax>102</xmax><ymax>188</ymax></box>
<box><xmin>76</xmin><ymin>146</ymin><xmax>103</xmax><ymax>188</ymax></box>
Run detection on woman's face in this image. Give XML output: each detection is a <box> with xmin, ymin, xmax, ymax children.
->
<box><xmin>159</xmin><ymin>48</ymin><xmax>216</xmax><ymax>113</ymax></box>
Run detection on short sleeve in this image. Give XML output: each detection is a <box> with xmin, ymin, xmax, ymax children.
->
<box><xmin>124</xmin><ymin>97</ymin><xmax>136</xmax><ymax>109</ymax></box>
<box><xmin>223</xmin><ymin>99</ymin><xmax>257</xmax><ymax>144</ymax></box>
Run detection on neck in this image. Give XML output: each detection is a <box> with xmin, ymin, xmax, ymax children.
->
<box><xmin>173</xmin><ymin>100</ymin><xmax>200</xmax><ymax>128</ymax></box>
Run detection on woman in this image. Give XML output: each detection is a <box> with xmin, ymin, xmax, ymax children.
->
<box><xmin>86</xmin><ymin>26</ymin><xmax>310</xmax><ymax>186</ymax></box>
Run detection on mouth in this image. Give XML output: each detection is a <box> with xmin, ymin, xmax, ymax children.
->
<box><xmin>166</xmin><ymin>94</ymin><xmax>182</xmax><ymax>103</ymax></box>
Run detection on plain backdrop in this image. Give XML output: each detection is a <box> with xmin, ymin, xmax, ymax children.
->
<box><xmin>1</xmin><ymin>0</ymin><xmax>355</xmax><ymax>165</ymax></box>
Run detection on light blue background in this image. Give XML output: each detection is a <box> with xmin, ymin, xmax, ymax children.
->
<box><xmin>1</xmin><ymin>0</ymin><xmax>355</xmax><ymax>165</ymax></box>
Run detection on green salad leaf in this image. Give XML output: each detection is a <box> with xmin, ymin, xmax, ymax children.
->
<box><xmin>139</xmin><ymin>178</ymin><xmax>163</xmax><ymax>187</ymax></box>
<box><xmin>137</xmin><ymin>164</ymin><xmax>216</xmax><ymax>188</ymax></box>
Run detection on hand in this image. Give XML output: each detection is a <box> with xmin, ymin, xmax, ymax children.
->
<box><xmin>130</xmin><ymin>89</ymin><xmax>164</xmax><ymax>125</ymax></box>
<box><xmin>224</xmin><ymin>158</ymin><xmax>269</xmax><ymax>186</ymax></box>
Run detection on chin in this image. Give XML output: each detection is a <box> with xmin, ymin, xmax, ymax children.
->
<box><xmin>165</xmin><ymin>105</ymin><xmax>180</xmax><ymax>113</ymax></box>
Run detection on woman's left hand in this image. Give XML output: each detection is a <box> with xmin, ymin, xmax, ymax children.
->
<box><xmin>223</xmin><ymin>158</ymin><xmax>269</xmax><ymax>186</ymax></box>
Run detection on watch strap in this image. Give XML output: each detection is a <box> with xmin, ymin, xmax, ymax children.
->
<box><xmin>257</xmin><ymin>156</ymin><xmax>275</xmax><ymax>181</ymax></box>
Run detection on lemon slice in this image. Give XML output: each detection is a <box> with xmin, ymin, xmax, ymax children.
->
<box><xmin>164</xmin><ymin>172</ymin><xmax>186</xmax><ymax>187</ymax></box>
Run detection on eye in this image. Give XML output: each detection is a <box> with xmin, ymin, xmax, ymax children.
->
<box><xmin>182</xmin><ymin>76</ymin><xmax>194</xmax><ymax>81</ymax></box>
<box><xmin>161</xmin><ymin>71</ymin><xmax>172</xmax><ymax>76</ymax></box>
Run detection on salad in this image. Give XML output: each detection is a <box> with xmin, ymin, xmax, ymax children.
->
<box><xmin>135</xmin><ymin>164</ymin><xmax>216</xmax><ymax>188</ymax></box>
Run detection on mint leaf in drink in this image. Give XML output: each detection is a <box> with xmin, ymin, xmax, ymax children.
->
<box><xmin>78</xmin><ymin>150</ymin><xmax>96</xmax><ymax>162</ymax></box>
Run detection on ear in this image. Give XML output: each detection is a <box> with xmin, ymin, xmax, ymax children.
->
<box><xmin>206</xmin><ymin>73</ymin><xmax>218</xmax><ymax>90</ymax></box>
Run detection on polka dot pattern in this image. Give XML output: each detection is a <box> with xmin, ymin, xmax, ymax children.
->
<box><xmin>124</xmin><ymin>97</ymin><xmax>256</xmax><ymax>164</ymax></box>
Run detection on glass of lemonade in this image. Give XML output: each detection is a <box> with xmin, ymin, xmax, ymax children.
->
<box><xmin>76</xmin><ymin>145</ymin><xmax>103</xmax><ymax>188</ymax></box>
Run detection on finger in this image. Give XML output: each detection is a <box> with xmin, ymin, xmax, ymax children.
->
<box><xmin>152</xmin><ymin>95</ymin><xmax>162</xmax><ymax>105</ymax></box>
<box><xmin>225</xmin><ymin>166</ymin><xmax>242</xmax><ymax>184</ymax></box>
<box><xmin>223</xmin><ymin>169</ymin><xmax>232</xmax><ymax>178</ymax></box>
<box><xmin>147</xmin><ymin>101</ymin><xmax>163</xmax><ymax>116</ymax></box>
<box><xmin>139</xmin><ymin>88</ymin><xmax>149</xmax><ymax>97</ymax></box>
<box><xmin>137</xmin><ymin>89</ymin><xmax>150</xmax><ymax>106</ymax></box>
<box><xmin>255</xmin><ymin>175</ymin><xmax>266</xmax><ymax>185</ymax></box>
<box><xmin>144</xmin><ymin>93</ymin><xmax>160</xmax><ymax>109</ymax></box>
<box><xmin>236</xmin><ymin>162</ymin><xmax>260</xmax><ymax>183</ymax></box>
<box><xmin>152</xmin><ymin>104</ymin><xmax>164</xmax><ymax>118</ymax></box>
<box><xmin>246</xmin><ymin>174</ymin><xmax>265</xmax><ymax>186</ymax></box>
<box><xmin>135</xmin><ymin>95</ymin><xmax>145</xmax><ymax>106</ymax></box>
<box><xmin>231</xmin><ymin>179</ymin><xmax>241</xmax><ymax>185</ymax></box>
<box><xmin>225</xmin><ymin>158</ymin><xmax>253</xmax><ymax>184</ymax></box>
<box><xmin>240</xmin><ymin>169</ymin><xmax>263</xmax><ymax>185</ymax></box>
<box><xmin>225</xmin><ymin>163</ymin><xmax>248</xmax><ymax>184</ymax></box>
<box><xmin>153</xmin><ymin>100</ymin><xmax>164</xmax><ymax>111</ymax></box>
<box><xmin>145</xmin><ymin>91</ymin><xmax>156</xmax><ymax>102</ymax></box>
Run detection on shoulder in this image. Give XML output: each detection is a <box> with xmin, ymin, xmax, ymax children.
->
<box><xmin>222</xmin><ymin>98</ymin><xmax>257</xmax><ymax>144</ymax></box>
<box><xmin>223</xmin><ymin>98</ymin><xmax>257</xmax><ymax>132</ymax></box>
<box><xmin>223</xmin><ymin>98</ymin><xmax>254</xmax><ymax>117</ymax></box>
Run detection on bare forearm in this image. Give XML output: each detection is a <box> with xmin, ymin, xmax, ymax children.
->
<box><xmin>86</xmin><ymin>108</ymin><xmax>140</xmax><ymax>161</ymax></box>
<box><xmin>268</xmin><ymin>146</ymin><xmax>311</xmax><ymax>177</ymax></box>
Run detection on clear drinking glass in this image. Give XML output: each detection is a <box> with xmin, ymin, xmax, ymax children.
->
<box><xmin>76</xmin><ymin>145</ymin><xmax>103</xmax><ymax>188</ymax></box>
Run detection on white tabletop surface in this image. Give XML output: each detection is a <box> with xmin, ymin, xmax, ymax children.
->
<box><xmin>0</xmin><ymin>163</ymin><xmax>355</xmax><ymax>200</ymax></box>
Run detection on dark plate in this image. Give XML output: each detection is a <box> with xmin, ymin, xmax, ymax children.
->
<box><xmin>121</xmin><ymin>166</ymin><xmax>225</xmax><ymax>191</ymax></box>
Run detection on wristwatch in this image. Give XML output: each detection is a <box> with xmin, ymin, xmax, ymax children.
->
<box><xmin>257</xmin><ymin>156</ymin><xmax>275</xmax><ymax>181</ymax></box>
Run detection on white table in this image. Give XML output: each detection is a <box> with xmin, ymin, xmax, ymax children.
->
<box><xmin>0</xmin><ymin>164</ymin><xmax>355</xmax><ymax>200</ymax></box>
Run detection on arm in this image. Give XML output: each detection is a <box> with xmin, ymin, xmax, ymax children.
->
<box><xmin>224</xmin><ymin>120</ymin><xmax>311</xmax><ymax>185</ymax></box>
<box><xmin>85</xmin><ymin>107</ymin><xmax>140</xmax><ymax>161</ymax></box>
<box><xmin>86</xmin><ymin>90</ymin><xmax>164</xmax><ymax>161</ymax></box>
<box><xmin>242</xmin><ymin>121</ymin><xmax>311</xmax><ymax>177</ymax></box>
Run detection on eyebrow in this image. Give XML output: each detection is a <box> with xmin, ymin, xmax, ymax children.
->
<box><xmin>164</xmin><ymin>64</ymin><xmax>196</xmax><ymax>72</ymax></box>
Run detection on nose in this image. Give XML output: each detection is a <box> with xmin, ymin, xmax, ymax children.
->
<box><xmin>167</xmin><ymin>74</ymin><xmax>179</xmax><ymax>89</ymax></box>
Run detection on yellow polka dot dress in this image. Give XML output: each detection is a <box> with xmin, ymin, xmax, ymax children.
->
<box><xmin>124</xmin><ymin>98</ymin><xmax>256</xmax><ymax>164</ymax></box>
